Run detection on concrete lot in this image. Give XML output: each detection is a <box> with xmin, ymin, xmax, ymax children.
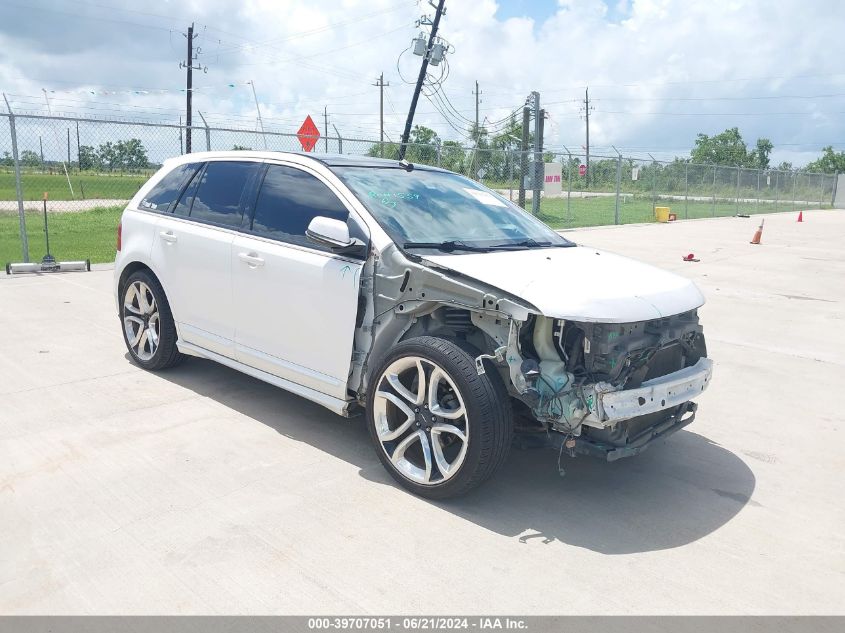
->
<box><xmin>1</xmin><ymin>210</ymin><xmax>843</xmax><ymax>614</ymax></box>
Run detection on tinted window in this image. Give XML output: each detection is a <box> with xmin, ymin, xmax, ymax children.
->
<box><xmin>139</xmin><ymin>163</ymin><xmax>200</xmax><ymax>212</ymax></box>
<box><xmin>252</xmin><ymin>165</ymin><xmax>349</xmax><ymax>250</ymax></box>
<box><xmin>189</xmin><ymin>161</ymin><xmax>260</xmax><ymax>227</ymax></box>
<box><xmin>173</xmin><ymin>164</ymin><xmax>204</xmax><ymax>216</ymax></box>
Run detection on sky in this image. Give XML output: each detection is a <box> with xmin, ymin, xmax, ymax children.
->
<box><xmin>1</xmin><ymin>0</ymin><xmax>844</xmax><ymax>166</ymax></box>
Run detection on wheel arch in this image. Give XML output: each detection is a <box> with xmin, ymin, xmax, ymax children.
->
<box><xmin>117</xmin><ymin>261</ymin><xmax>179</xmax><ymax>330</ymax></box>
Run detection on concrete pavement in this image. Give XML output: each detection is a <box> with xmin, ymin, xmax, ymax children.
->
<box><xmin>0</xmin><ymin>210</ymin><xmax>843</xmax><ymax>614</ymax></box>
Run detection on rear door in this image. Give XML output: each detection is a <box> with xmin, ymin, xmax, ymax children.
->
<box><xmin>151</xmin><ymin>159</ymin><xmax>262</xmax><ymax>358</ymax></box>
<box><xmin>231</xmin><ymin>162</ymin><xmax>368</xmax><ymax>399</ymax></box>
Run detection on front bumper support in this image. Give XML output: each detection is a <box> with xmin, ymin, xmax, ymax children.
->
<box><xmin>588</xmin><ymin>357</ymin><xmax>713</xmax><ymax>425</ymax></box>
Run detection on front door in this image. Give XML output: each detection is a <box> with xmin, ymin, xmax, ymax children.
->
<box><xmin>231</xmin><ymin>163</ymin><xmax>366</xmax><ymax>399</ymax></box>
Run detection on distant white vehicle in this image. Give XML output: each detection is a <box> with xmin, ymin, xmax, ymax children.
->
<box><xmin>114</xmin><ymin>151</ymin><xmax>712</xmax><ymax>498</ymax></box>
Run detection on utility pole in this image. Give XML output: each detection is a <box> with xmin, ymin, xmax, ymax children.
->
<box><xmin>518</xmin><ymin>105</ymin><xmax>530</xmax><ymax>209</ymax></box>
<box><xmin>373</xmin><ymin>73</ymin><xmax>389</xmax><ymax>157</ymax></box>
<box><xmin>247</xmin><ymin>80</ymin><xmax>267</xmax><ymax>149</ymax></box>
<box><xmin>180</xmin><ymin>23</ymin><xmax>205</xmax><ymax>154</ymax></box>
<box><xmin>471</xmin><ymin>80</ymin><xmax>482</xmax><ymax>175</ymax></box>
<box><xmin>582</xmin><ymin>86</ymin><xmax>593</xmax><ymax>188</ymax></box>
<box><xmin>531</xmin><ymin>91</ymin><xmax>542</xmax><ymax>215</ymax></box>
<box><xmin>473</xmin><ymin>80</ymin><xmax>481</xmax><ymax>135</ymax></box>
<box><xmin>398</xmin><ymin>0</ymin><xmax>447</xmax><ymax>160</ymax></box>
<box><xmin>324</xmin><ymin>106</ymin><xmax>329</xmax><ymax>153</ymax></box>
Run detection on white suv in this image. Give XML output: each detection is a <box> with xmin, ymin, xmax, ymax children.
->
<box><xmin>115</xmin><ymin>151</ymin><xmax>712</xmax><ymax>498</ymax></box>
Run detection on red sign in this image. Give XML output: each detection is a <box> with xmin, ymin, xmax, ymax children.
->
<box><xmin>578</xmin><ymin>164</ymin><xmax>587</xmax><ymax>177</ymax></box>
<box><xmin>297</xmin><ymin>115</ymin><xmax>320</xmax><ymax>152</ymax></box>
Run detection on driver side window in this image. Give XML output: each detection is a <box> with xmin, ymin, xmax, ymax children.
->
<box><xmin>250</xmin><ymin>165</ymin><xmax>351</xmax><ymax>252</ymax></box>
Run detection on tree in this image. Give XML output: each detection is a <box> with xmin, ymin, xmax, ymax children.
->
<box><xmin>805</xmin><ymin>146</ymin><xmax>845</xmax><ymax>174</ymax></box>
<box><xmin>1</xmin><ymin>151</ymin><xmax>12</xmax><ymax>167</ymax></box>
<box><xmin>20</xmin><ymin>149</ymin><xmax>40</xmax><ymax>168</ymax></box>
<box><xmin>232</xmin><ymin>145</ymin><xmax>252</xmax><ymax>150</ymax></box>
<box><xmin>97</xmin><ymin>142</ymin><xmax>117</xmax><ymax>170</ymax></box>
<box><xmin>405</xmin><ymin>125</ymin><xmax>439</xmax><ymax>165</ymax></box>
<box><xmin>690</xmin><ymin>127</ymin><xmax>748</xmax><ymax>166</ymax></box>
<box><xmin>78</xmin><ymin>145</ymin><xmax>98</xmax><ymax>170</ymax></box>
<box><xmin>775</xmin><ymin>161</ymin><xmax>793</xmax><ymax>171</ymax></box>
<box><xmin>749</xmin><ymin>138</ymin><xmax>773</xmax><ymax>169</ymax></box>
<box><xmin>439</xmin><ymin>140</ymin><xmax>466</xmax><ymax>173</ymax></box>
<box><xmin>115</xmin><ymin>138</ymin><xmax>149</xmax><ymax>170</ymax></box>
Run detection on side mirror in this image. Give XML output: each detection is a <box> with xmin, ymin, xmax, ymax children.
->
<box><xmin>306</xmin><ymin>216</ymin><xmax>367</xmax><ymax>256</ymax></box>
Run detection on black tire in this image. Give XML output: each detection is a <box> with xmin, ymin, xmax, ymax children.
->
<box><xmin>120</xmin><ymin>269</ymin><xmax>183</xmax><ymax>371</ymax></box>
<box><xmin>366</xmin><ymin>336</ymin><xmax>513</xmax><ymax>499</ymax></box>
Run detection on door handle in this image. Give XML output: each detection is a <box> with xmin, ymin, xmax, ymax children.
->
<box><xmin>159</xmin><ymin>231</ymin><xmax>177</xmax><ymax>243</ymax></box>
<box><xmin>238</xmin><ymin>252</ymin><xmax>265</xmax><ymax>267</ymax></box>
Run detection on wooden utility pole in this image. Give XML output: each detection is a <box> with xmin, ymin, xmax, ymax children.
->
<box><xmin>583</xmin><ymin>86</ymin><xmax>592</xmax><ymax>188</ymax></box>
<box><xmin>398</xmin><ymin>0</ymin><xmax>447</xmax><ymax>160</ymax></box>
<box><xmin>373</xmin><ymin>73</ymin><xmax>389</xmax><ymax>156</ymax></box>
<box><xmin>180</xmin><ymin>23</ymin><xmax>204</xmax><ymax>153</ymax></box>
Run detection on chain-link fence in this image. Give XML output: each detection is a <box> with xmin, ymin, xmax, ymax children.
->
<box><xmin>1</xmin><ymin>111</ymin><xmax>839</xmax><ymax>264</ymax></box>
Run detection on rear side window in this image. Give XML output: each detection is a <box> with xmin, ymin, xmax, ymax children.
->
<box><xmin>139</xmin><ymin>162</ymin><xmax>200</xmax><ymax>212</ymax></box>
<box><xmin>173</xmin><ymin>164</ymin><xmax>204</xmax><ymax>217</ymax></box>
<box><xmin>251</xmin><ymin>165</ymin><xmax>349</xmax><ymax>250</ymax></box>
<box><xmin>189</xmin><ymin>161</ymin><xmax>261</xmax><ymax>227</ymax></box>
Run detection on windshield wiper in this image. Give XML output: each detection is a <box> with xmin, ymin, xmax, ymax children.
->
<box><xmin>403</xmin><ymin>240</ymin><xmax>491</xmax><ymax>253</ymax></box>
<box><xmin>489</xmin><ymin>239</ymin><xmax>574</xmax><ymax>249</ymax></box>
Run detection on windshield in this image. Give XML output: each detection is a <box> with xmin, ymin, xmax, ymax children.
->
<box><xmin>332</xmin><ymin>165</ymin><xmax>574</xmax><ymax>253</ymax></box>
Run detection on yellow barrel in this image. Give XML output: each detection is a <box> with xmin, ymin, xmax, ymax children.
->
<box><xmin>655</xmin><ymin>206</ymin><xmax>671</xmax><ymax>222</ymax></box>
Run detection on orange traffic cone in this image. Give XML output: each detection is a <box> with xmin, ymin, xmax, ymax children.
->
<box><xmin>797</xmin><ymin>211</ymin><xmax>803</xmax><ymax>222</ymax></box>
<box><xmin>750</xmin><ymin>219</ymin><xmax>764</xmax><ymax>245</ymax></box>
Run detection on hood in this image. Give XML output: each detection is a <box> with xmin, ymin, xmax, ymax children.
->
<box><xmin>424</xmin><ymin>246</ymin><xmax>704</xmax><ymax>323</ymax></box>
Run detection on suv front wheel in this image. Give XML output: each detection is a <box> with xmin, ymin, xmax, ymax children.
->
<box><xmin>366</xmin><ymin>336</ymin><xmax>513</xmax><ymax>499</ymax></box>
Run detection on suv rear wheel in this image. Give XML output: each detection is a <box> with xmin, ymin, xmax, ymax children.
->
<box><xmin>366</xmin><ymin>336</ymin><xmax>513</xmax><ymax>499</ymax></box>
<box><xmin>120</xmin><ymin>270</ymin><xmax>183</xmax><ymax>371</ymax></box>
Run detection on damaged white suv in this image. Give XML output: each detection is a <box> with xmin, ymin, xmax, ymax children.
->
<box><xmin>114</xmin><ymin>151</ymin><xmax>712</xmax><ymax>498</ymax></box>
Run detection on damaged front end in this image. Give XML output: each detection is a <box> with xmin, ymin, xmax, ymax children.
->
<box><xmin>355</xmin><ymin>242</ymin><xmax>711</xmax><ymax>467</ymax></box>
<box><xmin>500</xmin><ymin>311</ymin><xmax>712</xmax><ymax>462</ymax></box>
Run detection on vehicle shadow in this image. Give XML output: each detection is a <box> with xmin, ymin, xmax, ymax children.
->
<box><xmin>152</xmin><ymin>356</ymin><xmax>756</xmax><ymax>555</ymax></box>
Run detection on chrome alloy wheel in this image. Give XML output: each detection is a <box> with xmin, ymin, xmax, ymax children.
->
<box><xmin>123</xmin><ymin>281</ymin><xmax>160</xmax><ymax>362</ymax></box>
<box><xmin>372</xmin><ymin>356</ymin><xmax>469</xmax><ymax>485</ymax></box>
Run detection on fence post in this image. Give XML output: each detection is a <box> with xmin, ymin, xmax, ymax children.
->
<box><xmin>792</xmin><ymin>171</ymin><xmax>797</xmax><ymax>212</ymax></box>
<box><xmin>3</xmin><ymin>95</ymin><xmax>29</xmax><ymax>263</ymax></box>
<box><xmin>756</xmin><ymin>169</ymin><xmax>761</xmax><ymax>213</ymax></box>
<box><xmin>197</xmin><ymin>111</ymin><xmax>211</xmax><ymax>151</ymax></box>
<box><xmin>712</xmin><ymin>165</ymin><xmax>717</xmax><ymax>217</ymax></box>
<box><xmin>436</xmin><ymin>139</ymin><xmax>441</xmax><ymax>167</ymax></box>
<box><xmin>818</xmin><ymin>174</ymin><xmax>825</xmax><ymax>209</ymax></box>
<box><xmin>684</xmin><ymin>162</ymin><xmax>689</xmax><ymax>219</ymax></box>
<box><xmin>648</xmin><ymin>153</ymin><xmax>657</xmax><ymax>216</ymax></box>
<box><xmin>612</xmin><ymin>146</ymin><xmax>622</xmax><ymax>225</ymax></box>
<box><xmin>560</xmin><ymin>145</ymin><xmax>572</xmax><ymax>223</ymax></box>
<box><xmin>508</xmin><ymin>148</ymin><xmax>514</xmax><ymax>201</ymax></box>
<box><xmin>774</xmin><ymin>171</ymin><xmax>779</xmax><ymax>212</ymax></box>
<box><xmin>735</xmin><ymin>167</ymin><xmax>741</xmax><ymax>216</ymax></box>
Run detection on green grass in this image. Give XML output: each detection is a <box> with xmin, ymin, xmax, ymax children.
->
<box><xmin>0</xmin><ymin>170</ymin><xmax>148</xmax><ymax>201</ymax></box>
<box><xmin>1</xmin><ymin>205</ymin><xmax>122</xmax><ymax>265</ymax></box>
<box><xmin>537</xmin><ymin>195</ymin><xmax>811</xmax><ymax>229</ymax></box>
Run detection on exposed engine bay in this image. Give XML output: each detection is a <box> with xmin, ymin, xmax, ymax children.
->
<box><xmin>512</xmin><ymin>311</ymin><xmax>710</xmax><ymax>460</ymax></box>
